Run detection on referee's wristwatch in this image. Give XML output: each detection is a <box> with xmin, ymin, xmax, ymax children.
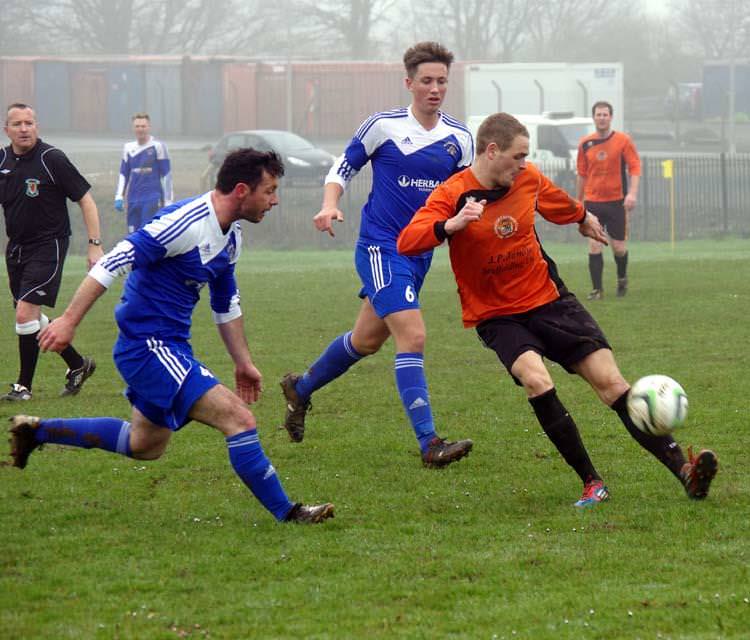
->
<box><xmin>88</xmin><ymin>238</ymin><xmax>102</xmax><ymax>246</ymax></box>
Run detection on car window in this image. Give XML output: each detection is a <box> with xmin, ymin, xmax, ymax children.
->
<box><xmin>260</xmin><ymin>131</ymin><xmax>315</xmax><ymax>153</ymax></box>
<box><xmin>538</xmin><ymin>126</ymin><xmax>572</xmax><ymax>158</ymax></box>
<box><xmin>225</xmin><ymin>134</ymin><xmax>249</xmax><ymax>151</ymax></box>
<box><xmin>245</xmin><ymin>135</ymin><xmax>273</xmax><ymax>152</ymax></box>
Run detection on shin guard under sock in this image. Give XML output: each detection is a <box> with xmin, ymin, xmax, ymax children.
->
<box><xmin>612</xmin><ymin>391</ymin><xmax>686</xmax><ymax>479</ymax></box>
<box><xmin>529</xmin><ymin>388</ymin><xmax>600</xmax><ymax>483</ymax></box>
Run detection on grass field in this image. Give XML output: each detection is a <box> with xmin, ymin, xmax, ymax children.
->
<box><xmin>1</xmin><ymin>238</ymin><xmax>748</xmax><ymax>639</ymax></box>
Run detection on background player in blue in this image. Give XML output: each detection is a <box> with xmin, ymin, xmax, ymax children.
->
<box><xmin>280</xmin><ymin>42</ymin><xmax>475</xmax><ymax>467</ymax></box>
<box><xmin>9</xmin><ymin>149</ymin><xmax>334</xmax><ymax>525</ymax></box>
<box><xmin>114</xmin><ymin>113</ymin><xmax>173</xmax><ymax>232</ymax></box>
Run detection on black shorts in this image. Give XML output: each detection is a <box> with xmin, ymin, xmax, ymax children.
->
<box><xmin>5</xmin><ymin>237</ymin><xmax>69</xmax><ymax>307</ymax></box>
<box><xmin>476</xmin><ymin>292</ymin><xmax>611</xmax><ymax>385</ymax></box>
<box><xmin>585</xmin><ymin>200</ymin><xmax>627</xmax><ymax>241</ymax></box>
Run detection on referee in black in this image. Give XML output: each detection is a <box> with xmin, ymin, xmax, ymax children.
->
<box><xmin>1</xmin><ymin>103</ymin><xmax>102</xmax><ymax>401</ymax></box>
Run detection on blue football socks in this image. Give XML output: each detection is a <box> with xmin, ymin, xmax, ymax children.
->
<box><xmin>295</xmin><ymin>331</ymin><xmax>364</xmax><ymax>401</ymax></box>
<box><xmin>36</xmin><ymin>417</ymin><xmax>132</xmax><ymax>456</ymax></box>
<box><xmin>394</xmin><ymin>352</ymin><xmax>437</xmax><ymax>452</ymax></box>
<box><xmin>226</xmin><ymin>430</ymin><xmax>295</xmax><ymax>521</ymax></box>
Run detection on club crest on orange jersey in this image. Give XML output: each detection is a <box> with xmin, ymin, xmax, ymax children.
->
<box><xmin>494</xmin><ymin>215</ymin><xmax>518</xmax><ymax>239</ymax></box>
<box><xmin>25</xmin><ymin>178</ymin><xmax>40</xmax><ymax>197</ymax></box>
<box><xmin>596</xmin><ymin>150</ymin><xmax>608</xmax><ymax>161</ymax></box>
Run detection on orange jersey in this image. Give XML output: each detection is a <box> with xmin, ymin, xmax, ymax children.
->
<box><xmin>397</xmin><ymin>164</ymin><xmax>585</xmax><ymax>327</ymax></box>
<box><xmin>576</xmin><ymin>130</ymin><xmax>640</xmax><ymax>202</ymax></box>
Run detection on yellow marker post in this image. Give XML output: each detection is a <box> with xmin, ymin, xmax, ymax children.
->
<box><xmin>661</xmin><ymin>159</ymin><xmax>675</xmax><ymax>250</ymax></box>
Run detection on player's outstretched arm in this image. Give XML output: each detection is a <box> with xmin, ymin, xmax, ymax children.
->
<box><xmin>216</xmin><ymin>317</ymin><xmax>262</xmax><ymax>404</ymax></box>
<box><xmin>38</xmin><ymin>276</ymin><xmax>107</xmax><ymax>352</ymax></box>
<box><xmin>578</xmin><ymin>211</ymin><xmax>609</xmax><ymax>245</ymax></box>
<box><xmin>313</xmin><ymin>183</ymin><xmax>345</xmax><ymax>236</ymax></box>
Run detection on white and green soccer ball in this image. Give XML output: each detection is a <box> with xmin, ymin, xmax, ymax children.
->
<box><xmin>627</xmin><ymin>375</ymin><xmax>689</xmax><ymax>436</ymax></box>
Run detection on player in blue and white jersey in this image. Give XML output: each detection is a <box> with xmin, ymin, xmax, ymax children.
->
<box><xmin>280</xmin><ymin>42</ymin><xmax>475</xmax><ymax>467</ymax></box>
<box><xmin>114</xmin><ymin>113</ymin><xmax>173</xmax><ymax>232</ymax></box>
<box><xmin>9</xmin><ymin>149</ymin><xmax>334</xmax><ymax>524</ymax></box>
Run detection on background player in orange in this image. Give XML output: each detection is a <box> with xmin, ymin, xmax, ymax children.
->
<box><xmin>576</xmin><ymin>101</ymin><xmax>641</xmax><ymax>299</ymax></box>
<box><xmin>398</xmin><ymin>112</ymin><xmax>717</xmax><ymax>508</ymax></box>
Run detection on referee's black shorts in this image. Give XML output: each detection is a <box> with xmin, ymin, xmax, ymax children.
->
<box><xmin>584</xmin><ymin>199</ymin><xmax>627</xmax><ymax>241</ymax></box>
<box><xmin>5</xmin><ymin>237</ymin><xmax>69</xmax><ymax>307</ymax></box>
<box><xmin>476</xmin><ymin>292</ymin><xmax>611</xmax><ymax>385</ymax></box>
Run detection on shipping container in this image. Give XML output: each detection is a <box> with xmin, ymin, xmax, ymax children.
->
<box><xmin>288</xmin><ymin>62</ymin><xmax>402</xmax><ymax>138</ymax></box>
<box><xmin>222</xmin><ymin>62</ymin><xmax>257</xmax><ymax>132</ymax></box>
<box><xmin>107</xmin><ymin>63</ymin><xmax>146</xmax><ymax>133</ymax></box>
<box><xmin>144</xmin><ymin>62</ymin><xmax>183</xmax><ymax>136</ymax></box>
<box><xmin>256</xmin><ymin>63</ymin><xmax>290</xmax><ymax>131</ymax></box>
<box><xmin>71</xmin><ymin>63</ymin><xmax>108</xmax><ymax>132</ymax></box>
<box><xmin>34</xmin><ymin>60</ymin><xmax>71</xmax><ymax>131</ymax></box>
<box><xmin>182</xmin><ymin>58</ymin><xmax>223</xmax><ymax>135</ymax></box>
<box><xmin>0</xmin><ymin>58</ymin><xmax>34</xmax><ymax>111</ymax></box>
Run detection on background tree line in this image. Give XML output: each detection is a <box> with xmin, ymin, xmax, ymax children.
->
<box><xmin>2</xmin><ymin>0</ymin><xmax>749</xmax><ymax>99</ymax></box>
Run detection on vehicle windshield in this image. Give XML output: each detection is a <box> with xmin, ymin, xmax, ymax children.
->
<box><xmin>537</xmin><ymin>123</ymin><xmax>593</xmax><ymax>158</ymax></box>
<box><xmin>260</xmin><ymin>131</ymin><xmax>315</xmax><ymax>153</ymax></box>
<box><xmin>556</xmin><ymin>124</ymin><xmax>593</xmax><ymax>148</ymax></box>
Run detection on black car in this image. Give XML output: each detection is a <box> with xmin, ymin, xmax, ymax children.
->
<box><xmin>201</xmin><ymin>129</ymin><xmax>336</xmax><ymax>189</ymax></box>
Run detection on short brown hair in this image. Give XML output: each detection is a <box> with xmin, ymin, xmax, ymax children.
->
<box><xmin>476</xmin><ymin>113</ymin><xmax>529</xmax><ymax>154</ymax></box>
<box><xmin>132</xmin><ymin>112</ymin><xmax>150</xmax><ymax>121</ymax></box>
<box><xmin>6</xmin><ymin>103</ymin><xmax>34</xmax><ymax>124</ymax></box>
<box><xmin>216</xmin><ymin>148</ymin><xmax>285</xmax><ymax>194</ymax></box>
<box><xmin>591</xmin><ymin>101</ymin><xmax>613</xmax><ymax>117</ymax></box>
<box><xmin>403</xmin><ymin>42</ymin><xmax>453</xmax><ymax>78</ymax></box>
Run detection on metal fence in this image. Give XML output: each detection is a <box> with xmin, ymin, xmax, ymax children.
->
<box><xmin>535</xmin><ymin>153</ymin><xmax>750</xmax><ymax>243</ymax></box>
<box><xmin>252</xmin><ymin>153</ymin><xmax>750</xmax><ymax>248</ymax></box>
<box><xmin>2</xmin><ymin>153</ymin><xmax>749</xmax><ymax>253</ymax></box>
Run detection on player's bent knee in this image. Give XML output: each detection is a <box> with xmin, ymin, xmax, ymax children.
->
<box><xmin>518</xmin><ymin>370</ymin><xmax>554</xmax><ymax>397</ymax></box>
<box><xmin>130</xmin><ymin>440</ymin><xmax>168</xmax><ymax>460</ymax></box>
<box><xmin>220</xmin><ymin>403</ymin><xmax>257</xmax><ymax>437</ymax></box>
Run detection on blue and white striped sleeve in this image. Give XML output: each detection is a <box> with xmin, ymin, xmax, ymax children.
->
<box><xmin>209</xmin><ymin>267</ymin><xmax>242</xmax><ymax>324</ymax></box>
<box><xmin>325</xmin><ymin>114</ymin><xmax>385</xmax><ymax>190</ymax></box>
<box><xmin>155</xmin><ymin>140</ymin><xmax>173</xmax><ymax>205</ymax></box>
<box><xmin>89</xmin><ymin>240</ymin><xmax>137</xmax><ymax>288</ymax></box>
<box><xmin>115</xmin><ymin>145</ymin><xmax>130</xmax><ymax>200</ymax></box>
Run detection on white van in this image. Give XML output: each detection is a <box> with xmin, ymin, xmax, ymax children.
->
<box><xmin>467</xmin><ymin>111</ymin><xmax>594</xmax><ymax>163</ymax></box>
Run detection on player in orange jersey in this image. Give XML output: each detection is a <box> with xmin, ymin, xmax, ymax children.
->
<box><xmin>398</xmin><ymin>113</ymin><xmax>717</xmax><ymax>507</ymax></box>
<box><xmin>576</xmin><ymin>101</ymin><xmax>641</xmax><ymax>299</ymax></box>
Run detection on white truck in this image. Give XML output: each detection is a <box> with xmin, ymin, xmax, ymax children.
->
<box><xmin>464</xmin><ymin>62</ymin><xmax>624</xmax><ymax>129</ymax></box>
<box><xmin>465</xmin><ymin>62</ymin><xmax>623</xmax><ymax>164</ymax></box>
<box><xmin>466</xmin><ymin>111</ymin><xmax>594</xmax><ymax>164</ymax></box>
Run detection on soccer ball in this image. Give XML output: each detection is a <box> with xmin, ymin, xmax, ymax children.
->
<box><xmin>627</xmin><ymin>375</ymin><xmax>688</xmax><ymax>436</ymax></box>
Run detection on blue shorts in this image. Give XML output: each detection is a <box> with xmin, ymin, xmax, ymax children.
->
<box><xmin>354</xmin><ymin>242</ymin><xmax>431</xmax><ymax>318</ymax></box>
<box><xmin>113</xmin><ymin>336</ymin><xmax>219</xmax><ymax>430</ymax></box>
<box><xmin>127</xmin><ymin>199</ymin><xmax>162</xmax><ymax>232</ymax></box>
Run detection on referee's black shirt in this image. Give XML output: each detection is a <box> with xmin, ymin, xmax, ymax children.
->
<box><xmin>0</xmin><ymin>139</ymin><xmax>91</xmax><ymax>245</ymax></box>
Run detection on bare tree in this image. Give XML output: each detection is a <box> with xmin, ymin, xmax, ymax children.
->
<box><xmin>673</xmin><ymin>0</ymin><xmax>750</xmax><ymax>59</ymax></box>
<box><xmin>411</xmin><ymin>0</ymin><xmax>533</xmax><ymax>61</ymax></box>
<box><xmin>29</xmin><ymin>0</ymin><xmax>136</xmax><ymax>54</ymax></box>
<box><xmin>24</xmin><ymin>0</ymin><xmax>262</xmax><ymax>55</ymax></box>
<box><xmin>295</xmin><ymin>0</ymin><xmax>396</xmax><ymax>59</ymax></box>
<box><xmin>131</xmin><ymin>0</ymin><xmax>237</xmax><ymax>54</ymax></box>
<box><xmin>0</xmin><ymin>6</ymin><xmax>40</xmax><ymax>55</ymax></box>
<box><xmin>526</xmin><ymin>0</ymin><xmax>633</xmax><ymax>61</ymax></box>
